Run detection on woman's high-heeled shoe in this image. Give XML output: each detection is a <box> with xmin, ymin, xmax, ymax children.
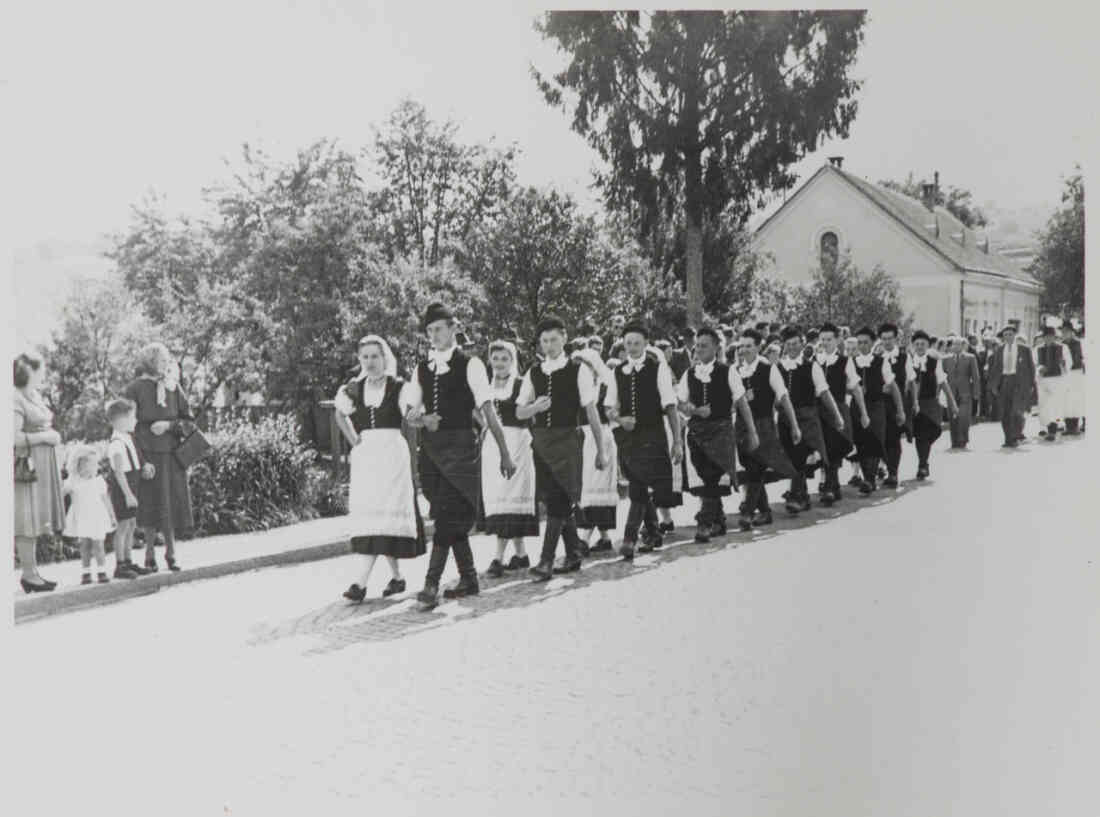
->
<box><xmin>20</xmin><ymin>578</ymin><xmax>56</xmax><ymax>594</ymax></box>
<box><xmin>144</xmin><ymin>559</ymin><xmax>159</xmax><ymax>574</ymax></box>
<box><xmin>343</xmin><ymin>584</ymin><xmax>367</xmax><ymax>603</ymax></box>
<box><xmin>165</xmin><ymin>556</ymin><xmax>181</xmax><ymax>573</ymax></box>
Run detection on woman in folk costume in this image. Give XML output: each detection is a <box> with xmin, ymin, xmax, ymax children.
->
<box><xmin>516</xmin><ymin>316</ymin><xmax>606</xmax><ymax>581</ymax></box>
<box><xmin>334</xmin><ymin>335</ymin><xmax>426</xmax><ymax>602</ymax></box>
<box><xmin>777</xmin><ymin>326</ymin><xmax>842</xmax><ymax>514</ymax></box>
<box><xmin>734</xmin><ymin>329</ymin><xmax>801</xmax><ymax>530</ymax></box>
<box><xmin>851</xmin><ymin>326</ymin><xmax>906</xmax><ymax>494</ymax></box>
<box><xmin>577</xmin><ymin>336</ymin><xmax>620</xmax><ymax>554</ymax></box>
<box><xmin>481</xmin><ymin>340</ymin><xmax>538</xmax><ymax>577</ymax></box>
<box><xmin>605</xmin><ymin>320</ymin><xmax>683</xmax><ymax>560</ymax></box>
<box><xmin>1059</xmin><ymin>321</ymin><xmax>1085</xmax><ymax>434</ymax></box>
<box><xmin>1034</xmin><ymin>324</ymin><xmax>1070</xmax><ymax>441</ymax></box>
<box><xmin>407</xmin><ymin>303</ymin><xmax>517</xmax><ymax>610</ymax></box>
<box><xmin>815</xmin><ymin>323</ymin><xmax>869</xmax><ymax>506</ymax></box>
<box><xmin>905</xmin><ymin>330</ymin><xmax>958</xmax><ymax>480</ymax></box>
<box><xmin>678</xmin><ymin>326</ymin><xmax>759</xmax><ymax>543</ymax></box>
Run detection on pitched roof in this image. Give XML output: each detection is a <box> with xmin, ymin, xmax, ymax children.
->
<box><xmin>757</xmin><ymin>163</ymin><xmax>1040</xmax><ymax>287</ymax></box>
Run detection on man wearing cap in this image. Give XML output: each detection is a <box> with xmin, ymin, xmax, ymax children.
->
<box><xmin>852</xmin><ymin>326</ymin><xmax>905</xmax><ymax>491</ymax></box>
<box><xmin>516</xmin><ymin>315</ymin><xmax>606</xmax><ymax>581</ymax></box>
<box><xmin>1034</xmin><ymin>324</ymin><xmax>1070</xmax><ymax>441</ymax></box>
<box><xmin>777</xmin><ymin>326</ymin><xmax>842</xmax><ymax>512</ymax></box>
<box><xmin>942</xmin><ymin>335</ymin><xmax>981</xmax><ymax>449</ymax></box>
<box><xmin>677</xmin><ymin>326</ymin><xmax>758</xmax><ymax>542</ymax></box>
<box><xmin>987</xmin><ymin>324</ymin><xmax>1037</xmax><ymax>448</ymax></box>
<box><xmin>605</xmin><ymin>320</ymin><xmax>683</xmax><ymax>560</ymax></box>
<box><xmin>407</xmin><ymin>302</ymin><xmax>517</xmax><ymax>609</ymax></box>
<box><xmin>1060</xmin><ymin>321</ymin><xmax>1086</xmax><ymax>434</ymax></box>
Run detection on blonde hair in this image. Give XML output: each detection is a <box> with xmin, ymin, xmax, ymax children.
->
<box><xmin>67</xmin><ymin>444</ymin><xmax>100</xmax><ymax>477</ymax></box>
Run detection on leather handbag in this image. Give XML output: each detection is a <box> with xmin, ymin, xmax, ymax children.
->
<box><xmin>14</xmin><ymin>444</ymin><xmax>37</xmax><ymax>483</ymax></box>
<box><xmin>173</xmin><ymin>427</ymin><xmax>212</xmax><ymax>470</ymax></box>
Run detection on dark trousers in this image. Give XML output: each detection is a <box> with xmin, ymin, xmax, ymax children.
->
<box><xmin>997</xmin><ymin>375</ymin><xmax>1025</xmax><ymax>443</ymax></box>
<box><xmin>915</xmin><ymin>437</ymin><xmax>932</xmax><ymax>468</ymax></box>
<box><xmin>789</xmin><ymin>472</ymin><xmax>809</xmax><ymax>500</ymax></box>
<box><xmin>623</xmin><ymin>497</ymin><xmax>660</xmax><ymax>543</ymax></box>
<box><xmin>538</xmin><ymin>477</ymin><xmax>581</xmax><ymax>565</ymax></box>
<box><xmin>823</xmin><ymin>464</ymin><xmax>842</xmax><ymax>494</ymax></box>
<box><xmin>696</xmin><ymin>494</ymin><xmax>724</xmax><ymax>526</ymax></box>
<box><xmin>950</xmin><ymin>399</ymin><xmax>973</xmax><ymax>447</ymax></box>
<box><xmin>883</xmin><ymin>423</ymin><xmax>904</xmax><ymax>476</ymax></box>
<box><xmin>425</xmin><ymin>524</ymin><xmax>477</xmax><ymax>586</ymax></box>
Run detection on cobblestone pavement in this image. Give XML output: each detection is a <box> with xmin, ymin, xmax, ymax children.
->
<box><xmin>8</xmin><ymin>421</ymin><xmax>1098</xmax><ymax>816</ymax></box>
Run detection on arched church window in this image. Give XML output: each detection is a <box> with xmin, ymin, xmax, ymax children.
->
<box><xmin>820</xmin><ymin>231</ymin><xmax>839</xmax><ymax>273</ymax></box>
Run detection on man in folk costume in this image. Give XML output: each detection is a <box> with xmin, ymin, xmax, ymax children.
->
<box><xmin>677</xmin><ymin>326</ymin><xmax>759</xmax><ymax>543</ymax></box>
<box><xmin>735</xmin><ymin>329</ymin><xmax>801</xmax><ymax>529</ymax></box>
<box><xmin>605</xmin><ymin>320</ymin><xmax>683</xmax><ymax>561</ymax></box>
<box><xmin>987</xmin><ymin>324</ymin><xmax>1038</xmax><ymax>448</ymax></box>
<box><xmin>816</xmin><ymin>322</ymin><xmax>868</xmax><ymax>505</ymax></box>
<box><xmin>942</xmin><ymin>335</ymin><xmax>982</xmax><ymax>449</ymax></box>
<box><xmin>877</xmin><ymin>323</ymin><xmax>912</xmax><ymax>488</ymax></box>
<box><xmin>1060</xmin><ymin>321</ymin><xmax>1086</xmax><ymax>435</ymax></box>
<box><xmin>578</xmin><ymin>336</ymin><xmax>619</xmax><ymax>554</ymax></box>
<box><xmin>407</xmin><ymin>303</ymin><xmax>517</xmax><ymax>610</ymax></box>
<box><xmin>1034</xmin><ymin>324</ymin><xmax>1071</xmax><ymax>441</ymax></box>
<box><xmin>851</xmin><ymin>326</ymin><xmax>906</xmax><ymax>493</ymax></box>
<box><xmin>905</xmin><ymin>330</ymin><xmax>959</xmax><ymax>480</ymax></box>
<box><xmin>777</xmin><ymin>326</ymin><xmax>842</xmax><ymax>513</ymax></box>
<box><xmin>516</xmin><ymin>316</ymin><xmax>606</xmax><ymax>581</ymax></box>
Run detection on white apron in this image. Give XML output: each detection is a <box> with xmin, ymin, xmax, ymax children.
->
<box><xmin>1064</xmin><ymin>369</ymin><xmax>1086</xmax><ymax>418</ymax></box>
<box><xmin>481</xmin><ymin>425</ymin><xmax>536</xmax><ymax>518</ymax></box>
<box><xmin>580</xmin><ymin>423</ymin><xmax>618</xmax><ymax>509</ymax></box>
<box><xmin>1038</xmin><ymin>377</ymin><xmax>1067</xmax><ymax>426</ymax></box>
<box><xmin>665</xmin><ymin>414</ymin><xmax>686</xmax><ymax>495</ymax></box>
<box><xmin>348</xmin><ymin>429</ymin><xmax>419</xmax><ymax>539</ymax></box>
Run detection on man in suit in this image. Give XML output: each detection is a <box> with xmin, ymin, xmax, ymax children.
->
<box><xmin>942</xmin><ymin>335</ymin><xmax>982</xmax><ymax>448</ymax></box>
<box><xmin>988</xmin><ymin>324</ymin><xmax>1038</xmax><ymax>448</ymax></box>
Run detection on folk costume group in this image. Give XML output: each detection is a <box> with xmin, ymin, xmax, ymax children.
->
<box><xmin>331</xmin><ymin>303</ymin><xmax>1084</xmax><ymax>608</ymax></box>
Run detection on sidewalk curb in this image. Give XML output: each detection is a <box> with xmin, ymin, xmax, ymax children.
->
<box><xmin>14</xmin><ymin>539</ymin><xmax>352</xmax><ymax>625</ymax></box>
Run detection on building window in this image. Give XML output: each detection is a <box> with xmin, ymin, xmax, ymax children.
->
<box><xmin>819</xmin><ymin>231</ymin><xmax>839</xmax><ymax>273</ymax></box>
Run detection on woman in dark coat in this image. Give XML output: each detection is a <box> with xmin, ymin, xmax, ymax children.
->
<box><xmin>124</xmin><ymin>343</ymin><xmax>195</xmax><ymax>572</ymax></box>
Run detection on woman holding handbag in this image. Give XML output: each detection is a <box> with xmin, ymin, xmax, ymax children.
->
<box><xmin>124</xmin><ymin>343</ymin><xmax>197</xmax><ymax>572</ymax></box>
<box><xmin>13</xmin><ymin>353</ymin><xmax>63</xmax><ymax>593</ymax></box>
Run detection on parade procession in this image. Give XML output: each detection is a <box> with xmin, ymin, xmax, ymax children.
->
<box><xmin>332</xmin><ymin>302</ymin><xmax>1086</xmax><ymax>609</ymax></box>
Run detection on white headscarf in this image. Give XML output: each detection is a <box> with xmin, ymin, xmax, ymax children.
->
<box><xmin>357</xmin><ymin>335</ymin><xmax>398</xmax><ymax>379</ymax></box>
<box><xmin>487</xmin><ymin>339</ymin><xmax>520</xmax><ymax>380</ymax></box>
<box><xmin>571</xmin><ymin>346</ymin><xmax>613</xmax><ymax>386</ymax></box>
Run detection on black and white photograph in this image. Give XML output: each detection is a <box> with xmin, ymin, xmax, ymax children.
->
<box><xmin>3</xmin><ymin>2</ymin><xmax>1097</xmax><ymax>814</ymax></box>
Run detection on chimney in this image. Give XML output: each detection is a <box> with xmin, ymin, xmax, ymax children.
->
<box><xmin>828</xmin><ymin>156</ymin><xmax>844</xmax><ymax>169</ymax></box>
<box><xmin>921</xmin><ymin>182</ymin><xmax>937</xmax><ymax>211</ymax></box>
<box><xmin>934</xmin><ymin>170</ymin><xmax>940</xmax><ymax>196</ymax></box>
<box><xmin>982</xmin><ymin>237</ymin><xmax>990</xmax><ymax>254</ymax></box>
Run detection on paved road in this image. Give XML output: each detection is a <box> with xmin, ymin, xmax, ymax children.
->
<box><xmin>8</xmin><ymin>421</ymin><xmax>1098</xmax><ymax>816</ymax></box>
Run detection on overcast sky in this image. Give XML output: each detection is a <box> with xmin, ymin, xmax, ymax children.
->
<box><xmin>4</xmin><ymin>0</ymin><xmax>1094</xmax><ymax>347</ymax></box>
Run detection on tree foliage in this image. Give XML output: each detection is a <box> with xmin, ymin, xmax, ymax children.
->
<box><xmin>532</xmin><ymin>10</ymin><xmax>866</xmax><ymax>325</ymax></box>
<box><xmin>1029</xmin><ymin>167</ymin><xmax>1084</xmax><ymax>314</ymax></box>
<box><xmin>878</xmin><ymin>172</ymin><xmax>989</xmax><ymax>228</ymax></box>
<box><xmin>789</xmin><ymin>253</ymin><xmax>911</xmax><ymax>331</ymax></box>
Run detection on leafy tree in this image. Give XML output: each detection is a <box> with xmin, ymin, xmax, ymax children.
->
<box><xmin>790</xmin><ymin>253</ymin><xmax>911</xmax><ymax>332</ymax></box>
<box><xmin>1029</xmin><ymin>167</ymin><xmax>1084</xmax><ymax>313</ymax></box>
<box><xmin>369</xmin><ymin>98</ymin><xmax>517</xmax><ymax>266</ymax></box>
<box><xmin>879</xmin><ymin>172</ymin><xmax>989</xmax><ymax>228</ymax></box>
<box><xmin>532</xmin><ymin>10</ymin><xmax>866</xmax><ymax>327</ymax></box>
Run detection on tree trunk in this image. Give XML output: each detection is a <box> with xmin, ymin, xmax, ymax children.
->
<box><xmin>683</xmin><ymin>149</ymin><xmax>704</xmax><ymax>329</ymax></box>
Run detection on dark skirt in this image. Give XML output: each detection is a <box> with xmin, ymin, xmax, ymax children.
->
<box><xmin>913</xmin><ymin>398</ymin><xmax>944</xmax><ymax>444</ymax></box>
<box><xmin>484</xmin><ymin>513</ymin><xmax>540</xmax><ymax>538</ymax></box>
<box><xmin>779</xmin><ymin>406</ymin><xmax>829</xmax><ymax>474</ymax></box>
<box><xmin>820</xmin><ymin>401</ymin><xmax>854</xmax><ymax>464</ymax></box>
<box><xmin>737</xmin><ymin>415</ymin><xmax>798</xmax><ymax>483</ymax></box>
<box><xmin>531</xmin><ymin>427</ymin><xmax>584</xmax><ymax>504</ymax></box>
<box><xmin>614</xmin><ymin>424</ymin><xmax>677</xmax><ymax>505</ymax></box>
<box><xmin>107</xmin><ymin>470</ymin><xmax>141</xmax><ymax>521</ymax></box>
<box><xmin>419</xmin><ymin>428</ymin><xmax>481</xmax><ymax>532</ymax></box>
<box><xmin>853</xmin><ymin>400</ymin><xmax>887</xmax><ymax>460</ymax></box>
<box><xmin>576</xmin><ymin>505</ymin><xmax>617</xmax><ymax>531</ymax></box>
<box><xmin>351</xmin><ymin>532</ymin><xmax>427</xmax><ymax>558</ymax></box>
<box><xmin>687</xmin><ymin>417</ymin><xmax>737</xmax><ymax>495</ymax></box>
<box><xmin>137</xmin><ymin>451</ymin><xmax>194</xmax><ymax>534</ymax></box>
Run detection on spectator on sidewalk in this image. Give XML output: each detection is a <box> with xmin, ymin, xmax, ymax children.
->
<box><xmin>13</xmin><ymin>353</ymin><xmax>62</xmax><ymax>593</ymax></box>
<box><xmin>943</xmin><ymin>336</ymin><xmax>981</xmax><ymax>449</ymax></box>
<box><xmin>62</xmin><ymin>445</ymin><xmax>117</xmax><ymax>585</ymax></box>
<box><xmin>124</xmin><ymin>343</ymin><xmax>196</xmax><ymax>572</ymax></box>
<box><xmin>105</xmin><ymin>398</ymin><xmax>154</xmax><ymax>579</ymax></box>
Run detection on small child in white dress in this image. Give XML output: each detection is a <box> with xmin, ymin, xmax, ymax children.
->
<box><xmin>64</xmin><ymin>446</ymin><xmax>118</xmax><ymax>585</ymax></box>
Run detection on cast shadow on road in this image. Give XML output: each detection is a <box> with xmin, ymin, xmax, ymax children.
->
<box><xmin>247</xmin><ymin>477</ymin><xmax>934</xmax><ymax>655</ymax></box>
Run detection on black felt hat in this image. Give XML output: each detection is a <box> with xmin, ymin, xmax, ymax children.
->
<box><xmin>421</xmin><ymin>302</ymin><xmax>454</xmax><ymax>330</ymax></box>
<box><xmin>911</xmin><ymin>329</ymin><xmax>931</xmax><ymax>343</ymax></box>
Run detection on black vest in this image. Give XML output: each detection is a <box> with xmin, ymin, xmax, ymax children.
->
<box><xmin>740</xmin><ymin>359</ymin><xmax>776</xmax><ymax>419</ymax></box>
<box><xmin>416</xmin><ymin>349</ymin><xmax>477</xmax><ymax>430</ymax></box>
<box><xmin>529</xmin><ymin>359</ymin><xmax>583</xmax><ymax>429</ymax></box>
<box><xmin>1036</xmin><ymin>344</ymin><xmax>1065</xmax><ymax>377</ymax></box>
<box><xmin>491</xmin><ymin>378</ymin><xmax>526</xmax><ymax>429</ymax></box>
<box><xmin>885</xmin><ymin>349</ymin><xmax>908</xmax><ymax>388</ymax></box>
<box><xmin>1066</xmin><ymin>338</ymin><xmax>1084</xmax><ymax>371</ymax></box>
<box><xmin>615</xmin><ymin>360</ymin><xmax>664</xmax><ymax>429</ymax></box>
<box><xmin>915</xmin><ymin>358</ymin><xmax>940</xmax><ymax>400</ymax></box>
<box><xmin>823</xmin><ymin>354</ymin><xmax>851</xmax><ymax>402</ymax></box>
<box><xmin>346</xmin><ymin>376</ymin><xmax>404</xmax><ymax>432</ymax></box>
<box><xmin>687</xmin><ymin>362</ymin><xmax>734</xmax><ymax>421</ymax></box>
<box><xmin>856</xmin><ymin>355</ymin><xmax>887</xmax><ymax>402</ymax></box>
<box><xmin>779</xmin><ymin>359</ymin><xmax>817</xmax><ymax>409</ymax></box>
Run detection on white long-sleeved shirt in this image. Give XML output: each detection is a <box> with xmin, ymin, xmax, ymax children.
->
<box><xmin>404</xmin><ymin>345</ymin><xmax>493</xmax><ymax>410</ymax></box>
<box><xmin>778</xmin><ymin>355</ymin><xmax>831</xmax><ymax>396</ymax></box>
<box><xmin>604</xmin><ymin>353</ymin><xmax>678</xmax><ymax>411</ymax></box>
<box><xmin>816</xmin><ymin>350</ymin><xmax>861</xmax><ymax>390</ymax></box>
<box><xmin>516</xmin><ymin>352</ymin><xmax>597</xmax><ymax>408</ymax></box>
<box><xmin>675</xmin><ymin>360</ymin><xmax>747</xmax><ymax>404</ymax></box>
<box><xmin>736</xmin><ymin>355</ymin><xmax>789</xmax><ymax>401</ymax></box>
